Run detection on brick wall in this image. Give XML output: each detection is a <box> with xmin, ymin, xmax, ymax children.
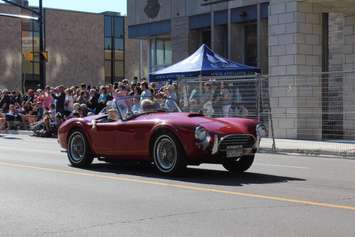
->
<box><xmin>0</xmin><ymin>4</ymin><xmax>21</xmax><ymax>90</ymax></box>
<box><xmin>45</xmin><ymin>9</ymin><xmax>105</xmax><ymax>87</ymax></box>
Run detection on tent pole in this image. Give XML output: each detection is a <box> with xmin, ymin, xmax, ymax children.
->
<box><xmin>256</xmin><ymin>73</ymin><xmax>261</xmax><ymax>123</ymax></box>
<box><xmin>211</xmin><ymin>8</ymin><xmax>215</xmax><ymax>51</ymax></box>
<box><xmin>257</xmin><ymin>2</ymin><xmax>261</xmax><ymax>69</ymax></box>
<box><xmin>227</xmin><ymin>4</ymin><xmax>231</xmax><ymax>58</ymax></box>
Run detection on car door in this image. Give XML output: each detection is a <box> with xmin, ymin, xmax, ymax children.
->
<box><xmin>90</xmin><ymin>121</ymin><xmax>123</xmax><ymax>156</ymax></box>
<box><xmin>114</xmin><ymin>119</ymin><xmax>155</xmax><ymax>159</ymax></box>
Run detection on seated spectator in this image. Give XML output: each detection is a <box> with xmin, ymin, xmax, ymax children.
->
<box><xmin>5</xmin><ymin>104</ymin><xmax>23</xmax><ymax>130</ymax></box>
<box><xmin>87</xmin><ymin>89</ymin><xmax>99</xmax><ymax>114</ymax></box>
<box><xmin>32</xmin><ymin>111</ymin><xmax>51</xmax><ymax>137</ymax></box>
<box><xmin>0</xmin><ymin>89</ymin><xmax>11</xmax><ymax>113</ymax></box>
<box><xmin>35</xmin><ymin>102</ymin><xmax>44</xmax><ymax>121</ymax></box>
<box><xmin>68</xmin><ymin>103</ymin><xmax>81</xmax><ymax>118</ymax></box>
<box><xmin>49</xmin><ymin>103</ymin><xmax>56</xmax><ymax>119</ymax></box>
<box><xmin>32</xmin><ymin>111</ymin><xmax>63</xmax><ymax>138</ymax></box>
<box><xmin>79</xmin><ymin>104</ymin><xmax>88</xmax><ymax>118</ymax></box>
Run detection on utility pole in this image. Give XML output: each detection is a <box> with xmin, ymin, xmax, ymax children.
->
<box><xmin>38</xmin><ymin>0</ymin><xmax>45</xmax><ymax>89</ymax></box>
<box><xmin>1</xmin><ymin>0</ymin><xmax>46</xmax><ymax>89</ymax></box>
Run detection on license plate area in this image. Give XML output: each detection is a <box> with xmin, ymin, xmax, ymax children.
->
<box><xmin>226</xmin><ymin>145</ymin><xmax>243</xmax><ymax>158</ymax></box>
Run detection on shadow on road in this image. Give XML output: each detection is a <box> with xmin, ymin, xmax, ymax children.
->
<box><xmin>82</xmin><ymin>163</ymin><xmax>306</xmax><ymax>187</ymax></box>
<box><xmin>0</xmin><ymin>135</ymin><xmax>22</xmax><ymax>140</ymax></box>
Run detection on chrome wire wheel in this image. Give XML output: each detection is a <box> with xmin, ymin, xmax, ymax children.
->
<box><xmin>154</xmin><ymin>135</ymin><xmax>178</xmax><ymax>173</ymax></box>
<box><xmin>69</xmin><ymin>132</ymin><xmax>86</xmax><ymax>164</ymax></box>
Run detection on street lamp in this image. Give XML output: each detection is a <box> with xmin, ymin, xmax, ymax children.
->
<box><xmin>0</xmin><ymin>0</ymin><xmax>46</xmax><ymax>89</ymax></box>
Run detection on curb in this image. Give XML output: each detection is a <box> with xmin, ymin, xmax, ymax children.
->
<box><xmin>0</xmin><ymin>130</ymin><xmax>33</xmax><ymax>136</ymax></box>
<box><xmin>259</xmin><ymin>148</ymin><xmax>355</xmax><ymax>160</ymax></box>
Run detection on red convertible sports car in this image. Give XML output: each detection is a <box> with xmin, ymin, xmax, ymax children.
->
<box><xmin>58</xmin><ymin>97</ymin><xmax>266</xmax><ymax>175</ymax></box>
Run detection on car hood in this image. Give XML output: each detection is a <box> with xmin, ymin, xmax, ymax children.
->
<box><xmin>139</xmin><ymin>112</ymin><xmax>258</xmax><ymax>136</ymax></box>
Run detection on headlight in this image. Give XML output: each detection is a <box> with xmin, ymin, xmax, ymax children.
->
<box><xmin>195</xmin><ymin>126</ymin><xmax>209</xmax><ymax>141</ymax></box>
<box><xmin>256</xmin><ymin>123</ymin><xmax>267</xmax><ymax>138</ymax></box>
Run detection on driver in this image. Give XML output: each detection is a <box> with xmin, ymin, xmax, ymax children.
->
<box><xmin>140</xmin><ymin>99</ymin><xmax>156</xmax><ymax>113</ymax></box>
<box><xmin>107</xmin><ymin>108</ymin><xmax>120</xmax><ymax>122</ymax></box>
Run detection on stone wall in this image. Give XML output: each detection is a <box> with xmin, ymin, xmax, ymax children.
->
<box><xmin>269</xmin><ymin>0</ymin><xmax>323</xmax><ymax>139</ymax></box>
<box><xmin>171</xmin><ymin>16</ymin><xmax>190</xmax><ymax>63</ymax></box>
<box><xmin>0</xmin><ymin>4</ymin><xmax>22</xmax><ymax>90</ymax></box>
<box><xmin>343</xmin><ymin>14</ymin><xmax>355</xmax><ymax>139</ymax></box>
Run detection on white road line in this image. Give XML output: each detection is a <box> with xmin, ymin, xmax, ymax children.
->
<box><xmin>254</xmin><ymin>163</ymin><xmax>310</xmax><ymax>170</ymax></box>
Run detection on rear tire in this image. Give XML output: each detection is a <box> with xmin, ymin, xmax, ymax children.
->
<box><xmin>67</xmin><ymin>131</ymin><xmax>93</xmax><ymax>168</ymax></box>
<box><xmin>222</xmin><ymin>155</ymin><xmax>255</xmax><ymax>173</ymax></box>
<box><xmin>152</xmin><ymin>131</ymin><xmax>186</xmax><ymax>175</ymax></box>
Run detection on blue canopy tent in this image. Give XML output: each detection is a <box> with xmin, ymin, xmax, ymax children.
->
<box><xmin>149</xmin><ymin>44</ymin><xmax>260</xmax><ymax>82</ymax></box>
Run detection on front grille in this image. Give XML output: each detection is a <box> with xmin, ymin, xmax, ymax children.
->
<box><xmin>218</xmin><ymin>134</ymin><xmax>255</xmax><ymax>152</ymax></box>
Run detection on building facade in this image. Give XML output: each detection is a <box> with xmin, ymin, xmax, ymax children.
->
<box><xmin>128</xmin><ymin>0</ymin><xmax>269</xmax><ymax>74</ymax></box>
<box><xmin>268</xmin><ymin>0</ymin><xmax>355</xmax><ymax>140</ymax></box>
<box><xmin>0</xmin><ymin>2</ymin><xmax>144</xmax><ymax>91</ymax></box>
<box><xmin>128</xmin><ymin>0</ymin><xmax>355</xmax><ymax>140</ymax></box>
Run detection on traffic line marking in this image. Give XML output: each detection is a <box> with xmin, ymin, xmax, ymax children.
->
<box><xmin>0</xmin><ymin>161</ymin><xmax>354</xmax><ymax>212</ymax></box>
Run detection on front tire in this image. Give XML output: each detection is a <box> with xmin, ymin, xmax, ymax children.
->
<box><xmin>152</xmin><ymin>132</ymin><xmax>186</xmax><ymax>175</ymax></box>
<box><xmin>68</xmin><ymin>131</ymin><xmax>93</xmax><ymax>168</ymax></box>
<box><xmin>222</xmin><ymin>155</ymin><xmax>255</xmax><ymax>173</ymax></box>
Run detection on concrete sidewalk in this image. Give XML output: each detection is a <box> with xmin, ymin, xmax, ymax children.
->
<box><xmin>0</xmin><ymin>130</ymin><xmax>33</xmax><ymax>136</ymax></box>
<box><xmin>260</xmin><ymin>138</ymin><xmax>355</xmax><ymax>158</ymax></box>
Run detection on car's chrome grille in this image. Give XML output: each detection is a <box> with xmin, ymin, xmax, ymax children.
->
<box><xmin>218</xmin><ymin>134</ymin><xmax>255</xmax><ymax>152</ymax></box>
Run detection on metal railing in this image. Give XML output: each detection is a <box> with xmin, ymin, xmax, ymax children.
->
<box><xmin>176</xmin><ymin>71</ymin><xmax>355</xmax><ymax>157</ymax></box>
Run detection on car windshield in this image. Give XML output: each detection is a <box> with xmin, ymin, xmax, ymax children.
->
<box><xmin>110</xmin><ymin>95</ymin><xmax>182</xmax><ymax>120</ymax></box>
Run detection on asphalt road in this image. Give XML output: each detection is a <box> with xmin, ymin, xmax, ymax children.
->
<box><xmin>0</xmin><ymin>134</ymin><xmax>354</xmax><ymax>237</ymax></box>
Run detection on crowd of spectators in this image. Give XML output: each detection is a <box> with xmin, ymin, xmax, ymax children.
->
<box><xmin>0</xmin><ymin>78</ymin><xmax>177</xmax><ymax>137</ymax></box>
<box><xmin>0</xmin><ymin>77</ymin><xmax>248</xmax><ymax>138</ymax></box>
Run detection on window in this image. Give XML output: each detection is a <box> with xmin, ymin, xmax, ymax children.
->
<box><xmin>105</xmin><ymin>38</ymin><xmax>112</xmax><ymax>50</ymax></box>
<box><xmin>105</xmin><ymin>61</ymin><xmax>112</xmax><ymax>77</ymax></box>
<box><xmin>104</xmin><ymin>15</ymin><xmax>125</xmax><ymax>83</ymax></box>
<box><xmin>114</xmin><ymin>38</ymin><xmax>124</xmax><ymax>50</ymax></box>
<box><xmin>21</xmin><ymin>19</ymin><xmax>40</xmax><ymax>90</ymax></box>
<box><xmin>201</xmin><ymin>30</ymin><xmax>211</xmax><ymax>48</ymax></box>
<box><xmin>114</xmin><ymin>61</ymin><xmax>124</xmax><ymax>78</ymax></box>
<box><xmin>244</xmin><ymin>24</ymin><xmax>257</xmax><ymax>67</ymax></box>
<box><xmin>104</xmin><ymin>16</ymin><xmax>112</xmax><ymax>37</ymax></box>
<box><xmin>114</xmin><ymin>17</ymin><xmax>124</xmax><ymax>38</ymax></box>
<box><xmin>114</xmin><ymin>50</ymin><xmax>124</xmax><ymax>61</ymax></box>
<box><xmin>150</xmin><ymin>38</ymin><xmax>172</xmax><ymax>72</ymax></box>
